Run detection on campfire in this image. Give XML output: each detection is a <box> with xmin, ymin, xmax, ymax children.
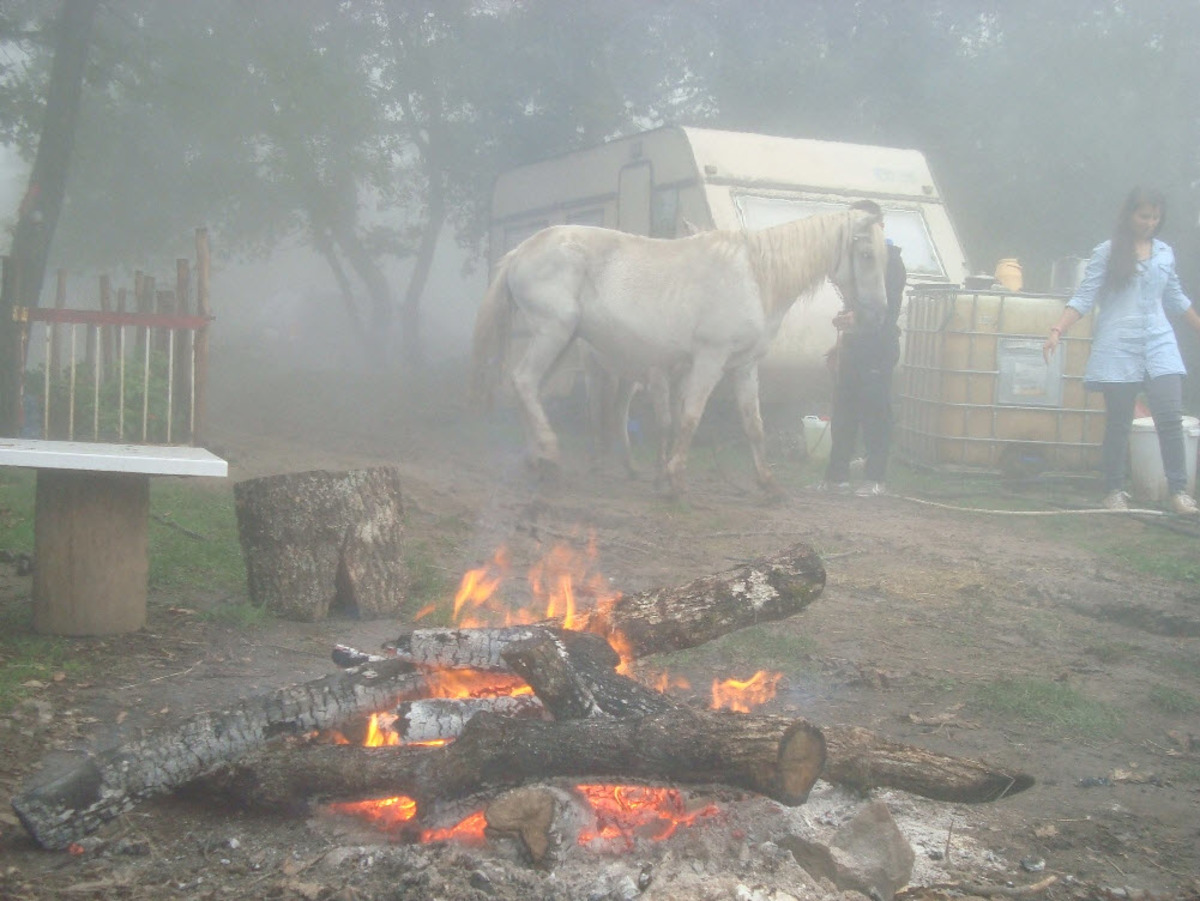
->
<box><xmin>320</xmin><ymin>537</ymin><xmax>781</xmax><ymax>858</ymax></box>
<box><xmin>12</xmin><ymin>538</ymin><xmax>1033</xmax><ymax>877</ymax></box>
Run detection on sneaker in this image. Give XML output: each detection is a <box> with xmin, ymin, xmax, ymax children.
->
<box><xmin>1101</xmin><ymin>490</ymin><xmax>1130</xmax><ymax>511</ymax></box>
<box><xmin>1170</xmin><ymin>491</ymin><xmax>1199</xmax><ymax>515</ymax></box>
<box><xmin>814</xmin><ymin>480</ymin><xmax>852</xmax><ymax>494</ymax></box>
<box><xmin>855</xmin><ymin>481</ymin><xmax>887</xmax><ymax>497</ymax></box>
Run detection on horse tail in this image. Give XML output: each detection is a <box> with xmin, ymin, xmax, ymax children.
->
<box><xmin>469</xmin><ymin>253</ymin><xmax>515</xmax><ymax>410</ymax></box>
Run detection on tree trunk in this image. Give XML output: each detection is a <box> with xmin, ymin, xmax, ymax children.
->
<box><xmin>11</xmin><ymin>658</ymin><xmax>422</xmax><ymax>850</ymax></box>
<box><xmin>233</xmin><ymin>468</ymin><xmax>409</xmax><ymax>621</ymax></box>
<box><xmin>0</xmin><ymin>0</ymin><xmax>100</xmax><ymax>436</ymax></box>
<box><xmin>202</xmin><ymin>708</ymin><xmax>828</xmax><ymax>813</ymax></box>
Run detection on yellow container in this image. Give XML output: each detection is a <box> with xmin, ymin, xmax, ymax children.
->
<box><xmin>994</xmin><ymin>258</ymin><xmax>1023</xmax><ymax>292</ymax></box>
<box><xmin>897</xmin><ymin>288</ymin><xmax>1104</xmax><ymax>473</ymax></box>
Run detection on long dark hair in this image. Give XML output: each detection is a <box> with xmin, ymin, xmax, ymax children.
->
<box><xmin>1103</xmin><ymin>186</ymin><xmax>1166</xmax><ymax>294</ymax></box>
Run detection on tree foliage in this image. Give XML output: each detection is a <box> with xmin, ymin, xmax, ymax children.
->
<box><xmin>1</xmin><ymin>0</ymin><xmax>1199</xmax><ymax>372</ymax></box>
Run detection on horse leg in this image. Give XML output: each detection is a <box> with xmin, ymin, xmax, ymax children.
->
<box><xmin>510</xmin><ymin>321</ymin><xmax>576</xmax><ymax>475</ymax></box>
<box><xmin>615</xmin><ymin>378</ymin><xmax>639</xmax><ymax>478</ymax></box>
<box><xmin>730</xmin><ymin>363</ymin><xmax>780</xmax><ymax>499</ymax></box>
<box><xmin>646</xmin><ymin>369</ymin><xmax>673</xmax><ymax>483</ymax></box>
<box><xmin>665</xmin><ymin>354</ymin><xmax>726</xmax><ymax>497</ymax></box>
<box><xmin>581</xmin><ymin>345</ymin><xmax>615</xmax><ymax>471</ymax></box>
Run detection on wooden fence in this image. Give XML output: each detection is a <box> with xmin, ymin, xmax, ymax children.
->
<box><xmin>9</xmin><ymin>228</ymin><xmax>213</xmax><ymax>445</ymax></box>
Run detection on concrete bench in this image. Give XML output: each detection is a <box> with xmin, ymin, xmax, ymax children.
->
<box><xmin>0</xmin><ymin>439</ymin><xmax>228</xmax><ymax>635</ymax></box>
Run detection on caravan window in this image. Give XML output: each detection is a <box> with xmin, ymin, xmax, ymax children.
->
<box><xmin>732</xmin><ymin>194</ymin><xmax>946</xmax><ymax>280</ymax></box>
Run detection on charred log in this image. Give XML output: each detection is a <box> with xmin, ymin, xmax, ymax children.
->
<box><xmin>202</xmin><ymin>708</ymin><xmax>828</xmax><ymax>813</ymax></box>
<box><xmin>583</xmin><ymin>542</ymin><xmax>825</xmax><ymax>658</ymax></box>
<box><xmin>821</xmin><ymin>725</ymin><xmax>1035</xmax><ymax>803</ymax></box>
<box><xmin>12</xmin><ymin>658</ymin><xmax>421</xmax><ymax>850</ymax></box>
<box><xmin>393</xmin><ymin>696</ymin><xmax>546</xmax><ymax>743</ymax></box>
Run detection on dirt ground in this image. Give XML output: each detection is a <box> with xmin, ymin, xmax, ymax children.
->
<box><xmin>2</xmin><ymin>356</ymin><xmax>1200</xmax><ymax>901</ymax></box>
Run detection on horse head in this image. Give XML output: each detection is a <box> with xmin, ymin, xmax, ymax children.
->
<box><xmin>832</xmin><ymin>201</ymin><xmax>889</xmax><ymax>330</ymax></box>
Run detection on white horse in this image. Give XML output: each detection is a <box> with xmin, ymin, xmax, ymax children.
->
<box><xmin>471</xmin><ymin>205</ymin><xmax>889</xmax><ymax>496</ymax></box>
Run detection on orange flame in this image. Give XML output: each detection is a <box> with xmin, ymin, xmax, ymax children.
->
<box><xmin>576</xmin><ymin>784</ymin><xmax>720</xmax><ymax>846</ymax></box>
<box><xmin>711</xmin><ymin>671</ymin><xmax>782</xmax><ymax>713</ymax></box>
<box><xmin>363</xmin><ymin>712</ymin><xmax>402</xmax><ymax>747</ymax></box>
<box><xmin>423</xmin><ymin>667</ymin><xmax>531</xmax><ymax>699</ymax></box>
<box><xmin>329</xmin><ymin>795</ymin><xmax>418</xmax><ymax>829</ymax></box>
<box><xmin>420</xmin><ymin>810</ymin><xmax>488</xmax><ymax>845</ymax></box>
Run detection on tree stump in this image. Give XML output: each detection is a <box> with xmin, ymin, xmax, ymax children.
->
<box><xmin>234</xmin><ymin>467</ymin><xmax>409</xmax><ymax>621</ymax></box>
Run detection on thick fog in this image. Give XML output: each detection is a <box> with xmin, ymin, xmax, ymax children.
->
<box><xmin>1</xmin><ymin>1</ymin><xmax>1197</xmax><ymax>384</ymax></box>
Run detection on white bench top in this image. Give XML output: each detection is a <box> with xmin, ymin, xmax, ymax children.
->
<box><xmin>0</xmin><ymin>439</ymin><xmax>228</xmax><ymax>478</ymax></box>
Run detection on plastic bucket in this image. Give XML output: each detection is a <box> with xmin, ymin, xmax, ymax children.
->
<box><xmin>1129</xmin><ymin>416</ymin><xmax>1200</xmax><ymax>502</ymax></box>
<box><xmin>803</xmin><ymin>415</ymin><xmax>832</xmax><ymax>461</ymax></box>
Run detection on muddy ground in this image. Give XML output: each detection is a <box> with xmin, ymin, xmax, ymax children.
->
<box><xmin>2</xmin><ymin>357</ymin><xmax>1200</xmax><ymax>901</ymax></box>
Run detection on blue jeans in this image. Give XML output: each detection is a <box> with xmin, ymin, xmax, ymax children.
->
<box><xmin>1098</xmin><ymin>375</ymin><xmax>1186</xmax><ymax>494</ymax></box>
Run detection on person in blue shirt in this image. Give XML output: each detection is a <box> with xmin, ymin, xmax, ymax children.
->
<box><xmin>1044</xmin><ymin>187</ymin><xmax>1200</xmax><ymax>513</ymax></box>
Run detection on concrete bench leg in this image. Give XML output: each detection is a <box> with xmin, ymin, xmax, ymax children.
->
<box><xmin>33</xmin><ymin>470</ymin><xmax>149</xmax><ymax>636</ymax></box>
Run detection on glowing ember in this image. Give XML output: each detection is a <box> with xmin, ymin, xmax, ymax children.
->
<box><xmin>711</xmin><ymin>671</ymin><xmax>782</xmax><ymax>713</ymax></box>
<box><xmin>423</xmin><ymin>667</ymin><xmax>531</xmax><ymax>699</ymax></box>
<box><xmin>420</xmin><ymin>810</ymin><xmax>488</xmax><ymax>845</ymax></box>
<box><xmin>576</xmin><ymin>784</ymin><xmax>720</xmax><ymax>846</ymax></box>
<box><xmin>329</xmin><ymin>795</ymin><xmax>417</xmax><ymax>829</ymax></box>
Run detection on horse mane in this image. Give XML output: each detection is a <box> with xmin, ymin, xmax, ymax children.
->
<box><xmin>737</xmin><ymin>210</ymin><xmax>863</xmax><ymax>316</ymax></box>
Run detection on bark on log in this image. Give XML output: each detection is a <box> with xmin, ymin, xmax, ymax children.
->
<box><xmin>821</xmin><ymin>725</ymin><xmax>1035</xmax><ymax>803</ymax></box>
<box><xmin>202</xmin><ymin>708</ymin><xmax>828</xmax><ymax>813</ymax></box>
<box><xmin>12</xmin><ymin>658</ymin><xmax>422</xmax><ymax>849</ymax></box>
<box><xmin>234</xmin><ymin>468</ymin><xmax>409</xmax><ymax>621</ymax></box>
<box><xmin>502</xmin><ymin>630</ymin><xmax>674</xmax><ymax>720</ymax></box>
<box><xmin>393</xmin><ymin>696</ymin><xmax>545</xmax><ymax>743</ymax></box>
<box><xmin>583</xmin><ymin>542</ymin><xmax>826</xmax><ymax>659</ymax></box>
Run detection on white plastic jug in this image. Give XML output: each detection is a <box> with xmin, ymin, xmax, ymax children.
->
<box><xmin>803</xmin><ymin>415</ymin><xmax>832</xmax><ymax>461</ymax></box>
<box><xmin>1129</xmin><ymin>416</ymin><xmax>1200</xmax><ymax>502</ymax></box>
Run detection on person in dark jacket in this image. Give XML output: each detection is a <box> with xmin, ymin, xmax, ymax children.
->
<box><xmin>818</xmin><ymin>239</ymin><xmax>907</xmax><ymax>496</ymax></box>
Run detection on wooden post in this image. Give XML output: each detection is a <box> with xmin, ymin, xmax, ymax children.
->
<box><xmin>48</xmin><ymin>269</ymin><xmax>66</xmax><ymax>379</ymax></box>
<box><xmin>175</xmin><ymin>258</ymin><xmax>192</xmax><ymax>440</ymax></box>
<box><xmin>32</xmin><ymin>470</ymin><xmax>149</xmax><ymax>635</ymax></box>
<box><xmin>194</xmin><ymin>227</ymin><xmax>211</xmax><ymax>443</ymax></box>
<box><xmin>98</xmin><ymin>274</ymin><xmax>112</xmax><ymax>375</ymax></box>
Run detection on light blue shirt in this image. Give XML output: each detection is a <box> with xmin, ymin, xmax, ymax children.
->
<box><xmin>1067</xmin><ymin>238</ymin><xmax>1191</xmax><ymax>384</ymax></box>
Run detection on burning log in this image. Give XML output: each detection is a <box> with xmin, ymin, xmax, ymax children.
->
<box><xmin>821</xmin><ymin>725</ymin><xmax>1035</xmax><ymax>803</ymax></box>
<box><xmin>585</xmin><ymin>543</ymin><xmax>825</xmax><ymax>659</ymax></box>
<box><xmin>234</xmin><ymin>467</ymin><xmax>409</xmax><ymax>621</ymax></box>
<box><xmin>380</xmin><ymin>544</ymin><xmax>826</xmax><ymax>671</ymax></box>
<box><xmin>11</xmin><ymin>658</ymin><xmax>423</xmax><ymax>850</ymax></box>
<box><xmin>393</xmin><ymin>696</ymin><xmax>545</xmax><ymax>743</ymax></box>
<box><xmin>202</xmin><ymin>707</ymin><xmax>829</xmax><ymax>812</ymax></box>
<box><xmin>501</xmin><ymin>630</ymin><xmax>674</xmax><ymax>720</ymax></box>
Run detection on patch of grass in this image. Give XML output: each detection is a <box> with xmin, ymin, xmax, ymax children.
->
<box><xmin>1104</xmin><ymin>539</ymin><xmax>1200</xmax><ymax>584</ymax></box>
<box><xmin>971</xmin><ymin>677</ymin><xmax>1123</xmax><ymax>739</ymax></box>
<box><xmin>194</xmin><ymin>601</ymin><xmax>272</xmax><ymax>629</ymax></box>
<box><xmin>1160</xmin><ymin>653</ymin><xmax>1200</xmax><ymax>681</ymax></box>
<box><xmin>1084</xmin><ymin>641</ymin><xmax>1141</xmax><ymax>664</ymax></box>
<box><xmin>0</xmin><ymin>603</ymin><xmax>87</xmax><ymax>714</ymax></box>
<box><xmin>149</xmin><ymin>482</ymin><xmax>246</xmax><ymax>593</ymax></box>
<box><xmin>0</xmin><ymin>469</ymin><xmax>36</xmax><ymax>554</ymax></box>
<box><xmin>653</xmin><ymin>624</ymin><xmax>817</xmax><ymax>672</ymax></box>
<box><xmin>1148</xmin><ymin>684</ymin><xmax>1200</xmax><ymax>715</ymax></box>
<box><xmin>405</xmin><ymin>539</ymin><xmax>459</xmax><ymax>613</ymax></box>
